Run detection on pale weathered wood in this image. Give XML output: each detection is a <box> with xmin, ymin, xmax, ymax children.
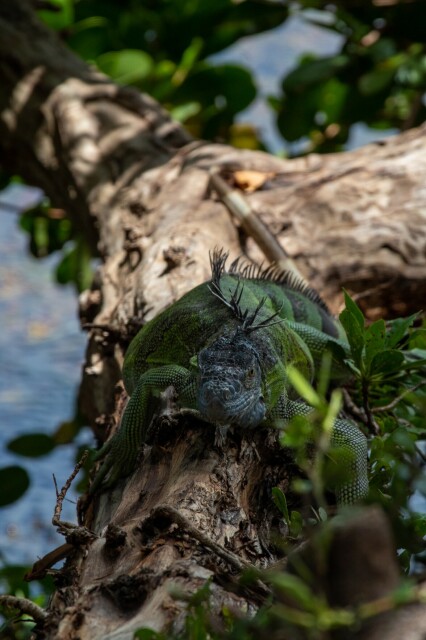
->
<box><xmin>1</xmin><ymin>2</ymin><xmax>426</xmax><ymax>639</ymax></box>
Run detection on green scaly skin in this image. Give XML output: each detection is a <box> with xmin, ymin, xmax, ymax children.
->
<box><xmin>90</xmin><ymin>250</ymin><xmax>368</xmax><ymax>503</ymax></box>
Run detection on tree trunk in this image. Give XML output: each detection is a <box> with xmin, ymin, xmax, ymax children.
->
<box><xmin>1</xmin><ymin>2</ymin><xmax>426</xmax><ymax>639</ymax></box>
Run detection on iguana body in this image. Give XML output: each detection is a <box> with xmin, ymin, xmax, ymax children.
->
<box><xmin>91</xmin><ymin>250</ymin><xmax>368</xmax><ymax>503</ymax></box>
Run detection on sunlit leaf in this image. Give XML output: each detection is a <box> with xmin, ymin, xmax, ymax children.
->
<box><xmin>233</xmin><ymin>169</ymin><xmax>275</xmax><ymax>192</ymax></box>
<box><xmin>37</xmin><ymin>0</ymin><xmax>74</xmax><ymax>30</ymax></box>
<box><xmin>96</xmin><ymin>50</ymin><xmax>153</xmax><ymax>85</ymax></box>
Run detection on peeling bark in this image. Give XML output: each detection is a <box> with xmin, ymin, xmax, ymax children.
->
<box><xmin>1</xmin><ymin>2</ymin><xmax>426</xmax><ymax>639</ymax></box>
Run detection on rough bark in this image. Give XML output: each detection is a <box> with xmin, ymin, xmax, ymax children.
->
<box><xmin>1</xmin><ymin>2</ymin><xmax>426</xmax><ymax>639</ymax></box>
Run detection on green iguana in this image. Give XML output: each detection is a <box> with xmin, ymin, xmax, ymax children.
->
<box><xmin>90</xmin><ymin>249</ymin><xmax>368</xmax><ymax>503</ymax></box>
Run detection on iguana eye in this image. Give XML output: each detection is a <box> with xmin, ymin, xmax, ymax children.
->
<box><xmin>245</xmin><ymin>367</ymin><xmax>256</xmax><ymax>387</ymax></box>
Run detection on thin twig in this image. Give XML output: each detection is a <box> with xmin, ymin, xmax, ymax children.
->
<box><xmin>372</xmin><ymin>381</ymin><xmax>426</xmax><ymax>413</ymax></box>
<box><xmin>0</xmin><ymin>594</ymin><xmax>47</xmax><ymax>623</ymax></box>
<box><xmin>350</xmin><ymin>279</ymin><xmax>396</xmax><ymax>303</ymax></box>
<box><xmin>24</xmin><ymin>542</ymin><xmax>74</xmax><ymax>582</ymax></box>
<box><xmin>209</xmin><ymin>168</ymin><xmax>308</xmax><ymax>284</ymax></box>
<box><xmin>342</xmin><ymin>388</ymin><xmax>369</xmax><ymax>427</ymax></box>
<box><xmin>361</xmin><ymin>380</ymin><xmax>380</xmax><ymax>435</ymax></box>
<box><xmin>51</xmin><ymin>450</ymin><xmax>97</xmax><ymax>549</ymax></box>
<box><xmin>52</xmin><ymin>450</ymin><xmax>89</xmax><ymax>527</ymax></box>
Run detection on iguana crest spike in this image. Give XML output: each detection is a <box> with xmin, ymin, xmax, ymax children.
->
<box><xmin>209</xmin><ymin>248</ymin><xmax>330</xmax><ymax>314</ymax></box>
<box><xmin>208</xmin><ymin>248</ymin><xmax>283</xmax><ymax>332</ymax></box>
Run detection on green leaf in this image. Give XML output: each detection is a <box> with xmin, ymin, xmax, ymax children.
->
<box><xmin>369</xmin><ymin>349</ymin><xmax>404</xmax><ymax>378</ymax></box>
<box><xmin>55</xmin><ymin>238</ymin><xmax>93</xmax><ymax>292</ymax></box>
<box><xmin>339</xmin><ymin>309</ymin><xmax>364</xmax><ymax>367</ymax></box>
<box><xmin>8</xmin><ymin>434</ymin><xmax>55</xmax><ymax>457</ymax></box>
<box><xmin>339</xmin><ymin>292</ymin><xmax>365</xmax><ymax>367</ymax></box>
<box><xmin>283</xmin><ymin>55</ymin><xmax>350</xmax><ymax>92</ymax></box>
<box><xmin>289</xmin><ymin>510</ymin><xmax>303</xmax><ymax>538</ymax></box>
<box><xmin>365</xmin><ymin>319</ymin><xmax>386</xmax><ymax>368</ymax></box>
<box><xmin>386</xmin><ymin>314</ymin><xmax>418</xmax><ymax>349</ymax></box>
<box><xmin>174</xmin><ymin>63</ymin><xmax>256</xmax><ymax>115</ymax></box>
<box><xmin>287</xmin><ymin>365</ymin><xmax>321</xmax><ymax>408</ymax></box>
<box><xmin>96</xmin><ymin>50</ymin><xmax>153</xmax><ymax>85</ymax></box>
<box><xmin>277</xmin><ymin>85</ymin><xmax>321</xmax><ymax>141</ymax></box>
<box><xmin>281</xmin><ymin>415</ymin><xmax>314</xmax><ymax>450</ymax></box>
<box><xmin>19</xmin><ymin>206</ymin><xmax>73</xmax><ymax>258</ymax></box>
<box><xmin>272</xmin><ymin>487</ymin><xmax>290</xmax><ymax>524</ymax></box>
<box><xmin>170</xmin><ymin>102</ymin><xmax>201</xmax><ymax>123</ymax></box>
<box><xmin>342</xmin><ymin>291</ymin><xmax>365</xmax><ymax>329</ymax></box>
<box><xmin>358</xmin><ymin>68</ymin><xmax>395</xmax><ymax>95</ymax></box>
<box><xmin>37</xmin><ymin>0</ymin><xmax>74</xmax><ymax>30</ymax></box>
<box><xmin>172</xmin><ymin>38</ymin><xmax>204</xmax><ymax>86</ymax></box>
<box><xmin>0</xmin><ymin>466</ymin><xmax>30</xmax><ymax>506</ymax></box>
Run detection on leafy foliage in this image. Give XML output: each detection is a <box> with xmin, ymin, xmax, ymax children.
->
<box><xmin>18</xmin><ymin>199</ymin><xmax>93</xmax><ymax>293</ymax></box>
<box><xmin>338</xmin><ymin>293</ymin><xmax>426</xmax><ymax>572</ymax></box>
<box><xmin>273</xmin><ymin>2</ymin><xmax>426</xmax><ymax>154</ymax></box>
<box><xmin>278</xmin><ymin>293</ymin><xmax>425</xmax><ymax>571</ymax></box>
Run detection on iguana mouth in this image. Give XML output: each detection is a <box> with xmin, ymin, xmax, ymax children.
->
<box><xmin>197</xmin><ymin>375</ymin><xmax>266</xmax><ymax>428</ymax></box>
<box><xmin>198</xmin><ymin>391</ymin><xmax>266</xmax><ymax>428</ymax></box>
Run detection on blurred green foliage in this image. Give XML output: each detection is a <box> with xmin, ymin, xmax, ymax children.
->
<box><xmin>273</xmin><ymin>1</ymin><xmax>426</xmax><ymax>153</ymax></box>
<box><xmin>3</xmin><ymin>0</ymin><xmax>425</xmax><ymax>288</ymax></box>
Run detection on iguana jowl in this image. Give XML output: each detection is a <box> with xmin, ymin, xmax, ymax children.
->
<box><xmin>91</xmin><ymin>250</ymin><xmax>368</xmax><ymax>503</ymax></box>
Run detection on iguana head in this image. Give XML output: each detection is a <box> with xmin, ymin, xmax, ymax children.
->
<box><xmin>197</xmin><ymin>330</ymin><xmax>266</xmax><ymax>428</ymax></box>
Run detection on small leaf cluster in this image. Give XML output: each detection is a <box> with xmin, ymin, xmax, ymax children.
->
<box><xmin>339</xmin><ymin>292</ymin><xmax>426</xmax><ymax>571</ymax></box>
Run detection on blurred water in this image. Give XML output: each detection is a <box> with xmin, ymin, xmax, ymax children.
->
<box><xmin>0</xmin><ymin>210</ymin><xmax>86</xmax><ymax>566</ymax></box>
